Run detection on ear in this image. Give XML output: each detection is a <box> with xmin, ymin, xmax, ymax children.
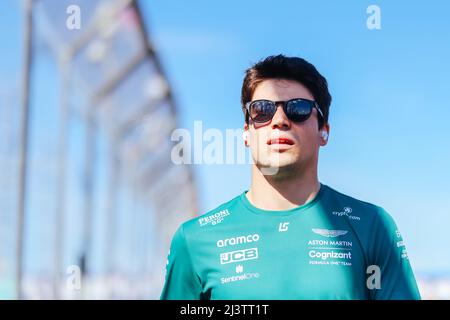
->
<box><xmin>319</xmin><ymin>123</ymin><xmax>330</xmax><ymax>147</ymax></box>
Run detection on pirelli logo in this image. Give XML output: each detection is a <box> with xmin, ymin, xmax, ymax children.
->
<box><xmin>220</xmin><ymin>248</ymin><xmax>259</xmax><ymax>265</ymax></box>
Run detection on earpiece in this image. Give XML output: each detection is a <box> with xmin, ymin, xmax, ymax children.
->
<box><xmin>321</xmin><ymin>131</ymin><xmax>328</xmax><ymax>140</ymax></box>
<box><xmin>242</xmin><ymin>131</ymin><xmax>249</xmax><ymax>146</ymax></box>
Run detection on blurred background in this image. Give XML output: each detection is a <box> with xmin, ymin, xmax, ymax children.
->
<box><xmin>0</xmin><ymin>0</ymin><xmax>449</xmax><ymax>299</ymax></box>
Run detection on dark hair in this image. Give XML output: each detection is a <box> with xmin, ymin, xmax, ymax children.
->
<box><xmin>241</xmin><ymin>54</ymin><xmax>331</xmax><ymax>129</ymax></box>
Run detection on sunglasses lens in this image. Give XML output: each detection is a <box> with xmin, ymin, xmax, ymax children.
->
<box><xmin>285</xmin><ymin>100</ymin><xmax>313</xmax><ymax>122</ymax></box>
<box><xmin>250</xmin><ymin>100</ymin><xmax>276</xmax><ymax>123</ymax></box>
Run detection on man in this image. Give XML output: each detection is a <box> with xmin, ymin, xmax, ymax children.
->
<box><xmin>160</xmin><ymin>55</ymin><xmax>421</xmax><ymax>300</ymax></box>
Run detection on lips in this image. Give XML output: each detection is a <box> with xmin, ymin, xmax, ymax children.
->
<box><xmin>267</xmin><ymin>138</ymin><xmax>295</xmax><ymax>145</ymax></box>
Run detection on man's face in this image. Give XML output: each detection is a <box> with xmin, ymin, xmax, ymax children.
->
<box><xmin>245</xmin><ymin>79</ymin><xmax>329</xmax><ymax>175</ymax></box>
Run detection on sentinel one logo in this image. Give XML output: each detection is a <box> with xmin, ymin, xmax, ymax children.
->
<box><xmin>198</xmin><ymin>209</ymin><xmax>230</xmax><ymax>227</ymax></box>
<box><xmin>216</xmin><ymin>234</ymin><xmax>260</xmax><ymax>248</ymax></box>
<box><xmin>220</xmin><ymin>248</ymin><xmax>259</xmax><ymax>264</ymax></box>
<box><xmin>221</xmin><ymin>272</ymin><xmax>260</xmax><ymax>284</ymax></box>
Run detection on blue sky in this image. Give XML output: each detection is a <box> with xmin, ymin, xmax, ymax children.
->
<box><xmin>1</xmin><ymin>0</ymin><xmax>450</xmax><ymax>298</ymax></box>
<box><xmin>140</xmin><ymin>0</ymin><xmax>450</xmax><ymax>274</ymax></box>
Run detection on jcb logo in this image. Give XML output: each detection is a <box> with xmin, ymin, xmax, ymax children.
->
<box><xmin>220</xmin><ymin>248</ymin><xmax>259</xmax><ymax>265</ymax></box>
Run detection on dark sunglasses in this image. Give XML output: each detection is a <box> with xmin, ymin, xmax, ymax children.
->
<box><xmin>243</xmin><ymin>98</ymin><xmax>324</xmax><ymax>124</ymax></box>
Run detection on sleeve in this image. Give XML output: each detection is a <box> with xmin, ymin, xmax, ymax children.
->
<box><xmin>368</xmin><ymin>207</ymin><xmax>421</xmax><ymax>300</ymax></box>
<box><xmin>160</xmin><ymin>224</ymin><xmax>203</xmax><ymax>300</ymax></box>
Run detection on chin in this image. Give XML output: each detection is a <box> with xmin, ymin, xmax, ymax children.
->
<box><xmin>256</xmin><ymin>154</ymin><xmax>299</xmax><ymax>170</ymax></box>
<box><xmin>269</xmin><ymin>153</ymin><xmax>298</xmax><ymax>166</ymax></box>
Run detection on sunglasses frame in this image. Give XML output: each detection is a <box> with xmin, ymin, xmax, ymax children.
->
<box><xmin>243</xmin><ymin>98</ymin><xmax>324</xmax><ymax>124</ymax></box>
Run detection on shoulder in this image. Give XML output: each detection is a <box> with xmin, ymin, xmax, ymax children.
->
<box><xmin>323</xmin><ymin>184</ymin><xmax>396</xmax><ymax>226</ymax></box>
<box><xmin>323</xmin><ymin>185</ymin><xmax>403</xmax><ymax>258</ymax></box>
<box><xmin>178</xmin><ymin>193</ymin><xmax>243</xmax><ymax>237</ymax></box>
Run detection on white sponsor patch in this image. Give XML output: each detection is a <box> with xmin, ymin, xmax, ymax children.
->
<box><xmin>217</xmin><ymin>234</ymin><xmax>260</xmax><ymax>248</ymax></box>
<box><xmin>220</xmin><ymin>248</ymin><xmax>259</xmax><ymax>265</ymax></box>
<box><xmin>198</xmin><ymin>209</ymin><xmax>230</xmax><ymax>227</ymax></box>
<box><xmin>220</xmin><ymin>272</ymin><xmax>260</xmax><ymax>284</ymax></box>
<box><xmin>332</xmin><ymin>207</ymin><xmax>361</xmax><ymax>221</ymax></box>
<box><xmin>312</xmin><ymin>228</ymin><xmax>348</xmax><ymax>238</ymax></box>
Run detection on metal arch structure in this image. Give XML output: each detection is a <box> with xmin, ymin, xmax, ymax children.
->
<box><xmin>16</xmin><ymin>0</ymin><xmax>198</xmax><ymax>299</ymax></box>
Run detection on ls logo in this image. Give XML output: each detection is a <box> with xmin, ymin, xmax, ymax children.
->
<box><xmin>279</xmin><ymin>222</ymin><xmax>290</xmax><ymax>232</ymax></box>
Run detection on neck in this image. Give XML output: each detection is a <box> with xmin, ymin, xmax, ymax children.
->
<box><xmin>247</xmin><ymin>164</ymin><xmax>321</xmax><ymax>211</ymax></box>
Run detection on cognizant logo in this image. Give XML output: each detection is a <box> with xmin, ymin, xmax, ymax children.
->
<box><xmin>309</xmin><ymin>250</ymin><xmax>352</xmax><ymax>260</ymax></box>
<box><xmin>217</xmin><ymin>234</ymin><xmax>260</xmax><ymax>248</ymax></box>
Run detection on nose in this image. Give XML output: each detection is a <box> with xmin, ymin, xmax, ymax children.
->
<box><xmin>271</xmin><ymin>103</ymin><xmax>291</xmax><ymax>130</ymax></box>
